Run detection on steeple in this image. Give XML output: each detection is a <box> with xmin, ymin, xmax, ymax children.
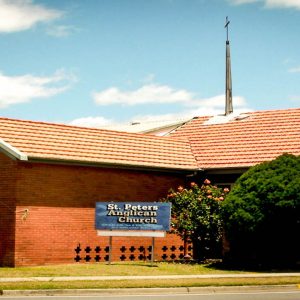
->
<box><xmin>225</xmin><ymin>16</ymin><xmax>233</xmax><ymax>115</ymax></box>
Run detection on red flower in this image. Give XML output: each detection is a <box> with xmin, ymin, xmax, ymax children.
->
<box><xmin>204</xmin><ymin>179</ymin><xmax>211</xmax><ymax>185</ymax></box>
<box><xmin>223</xmin><ymin>188</ymin><xmax>230</xmax><ymax>193</ymax></box>
<box><xmin>177</xmin><ymin>186</ymin><xmax>184</xmax><ymax>193</ymax></box>
<box><xmin>190</xmin><ymin>182</ymin><xmax>197</xmax><ymax>188</ymax></box>
<box><xmin>206</xmin><ymin>189</ymin><xmax>212</xmax><ymax>195</ymax></box>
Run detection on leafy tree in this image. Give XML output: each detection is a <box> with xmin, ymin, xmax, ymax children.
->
<box><xmin>222</xmin><ymin>154</ymin><xmax>300</xmax><ymax>267</ymax></box>
<box><xmin>162</xmin><ymin>180</ymin><xmax>228</xmax><ymax>260</ymax></box>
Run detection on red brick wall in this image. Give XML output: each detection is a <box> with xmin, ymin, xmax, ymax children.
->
<box><xmin>13</xmin><ymin>161</ymin><xmax>187</xmax><ymax>266</ymax></box>
<box><xmin>0</xmin><ymin>152</ymin><xmax>17</xmax><ymax>266</ymax></box>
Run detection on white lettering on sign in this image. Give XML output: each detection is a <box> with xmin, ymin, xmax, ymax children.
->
<box><xmin>124</xmin><ymin>204</ymin><xmax>158</xmax><ymax>211</ymax></box>
<box><xmin>106</xmin><ymin>203</ymin><xmax>159</xmax><ymax>225</ymax></box>
<box><xmin>107</xmin><ymin>210</ymin><xmax>157</xmax><ymax>217</ymax></box>
<box><xmin>118</xmin><ymin>217</ymin><xmax>157</xmax><ymax>224</ymax></box>
<box><xmin>107</xmin><ymin>203</ymin><xmax>119</xmax><ymax>210</ymax></box>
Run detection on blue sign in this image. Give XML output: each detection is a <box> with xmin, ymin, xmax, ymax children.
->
<box><xmin>95</xmin><ymin>202</ymin><xmax>171</xmax><ymax>231</ymax></box>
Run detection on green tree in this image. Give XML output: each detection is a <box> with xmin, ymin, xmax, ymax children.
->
<box><xmin>162</xmin><ymin>180</ymin><xmax>228</xmax><ymax>260</ymax></box>
<box><xmin>222</xmin><ymin>154</ymin><xmax>300</xmax><ymax>267</ymax></box>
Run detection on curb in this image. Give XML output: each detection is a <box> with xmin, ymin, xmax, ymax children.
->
<box><xmin>1</xmin><ymin>285</ymin><xmax>299</xmax><ymax>297</ymax></box>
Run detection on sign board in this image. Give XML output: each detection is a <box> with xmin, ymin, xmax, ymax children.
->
<box><xmin>95</xmin><ymin>202</ymin><xmax>171</xmax><ymax>231</ymax></box>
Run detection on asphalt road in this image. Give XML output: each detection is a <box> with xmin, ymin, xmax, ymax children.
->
<box><xmin>2</xmin><ymin>287</ymin><xmax>300</xmax><ymax>300</ymax></box>
<box><xmin>2</xmin><ymin>292</ymin><xmax>300</xmax><ymax>300</ymax></box>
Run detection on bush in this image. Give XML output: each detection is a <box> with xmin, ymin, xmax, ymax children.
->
<box><xmin>162</xmin><ymin>180</ymin><xmax>228</xmax><ymax>261</ymax></box>
<box><xmin>222</xmin><ymin>154</ymin><xmax>300</xmax><ymax>268</ymax></box>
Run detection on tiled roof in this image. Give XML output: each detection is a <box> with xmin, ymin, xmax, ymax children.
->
<box><xmin>0</xmin><ymin>117</ymin><xmax>198</xmax><ymax>171</ymax></box>
<box><xmin>170</xmin><ymin>108</ymin><xmax>300</xmax><ymax>169</ymax></box>
<box><xmin>1</xmin><ymin>108</ymin><xmax>299</xmax><ymax>172</ymax></box>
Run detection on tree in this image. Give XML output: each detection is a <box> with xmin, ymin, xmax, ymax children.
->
<box><xmin>222</xmin><ymin>154</ymin><xmax>300</xmax><ymax>267</ymax></box>
<box><xmin>162</xmin><ymin>180</ymin><xmax>228</xmax><ymax>261</ymax></box>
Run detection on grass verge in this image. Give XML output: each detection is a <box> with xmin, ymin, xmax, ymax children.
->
<box><xmin>0</xmin><ymin>261</ymin><xmax>248</xmax><ymax>278</ymax></box>
<box><xmin>0</xmin><ymin>277</ymin><xmax>300</xmax><ymax>290</ymax></box>
<box><xmin>1</xmin><ymin>262</ymin><xmax>299</xmax><ymax>290</ymax></box>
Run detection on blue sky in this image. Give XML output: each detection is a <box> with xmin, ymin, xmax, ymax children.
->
<box><xmin>0</xmin><ymin>0</ymin><xmax>299</xmax><ymax>127</ymax></box>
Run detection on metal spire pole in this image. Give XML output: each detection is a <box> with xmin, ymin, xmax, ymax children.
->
<box><xmin>225</xmin><ymin>16</ymin><xmax>233</xmax><ymax>115</ymax></box>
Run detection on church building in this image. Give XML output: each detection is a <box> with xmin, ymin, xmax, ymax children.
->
<box><xmin>0</xmin><ymin>18</ymin><xmax>299</xmax><ymax>267</ymax></box>
<box><xmin>0</xmin><ymin>107</ymin><xmax>299</xmax><ymax>267</ymax></box>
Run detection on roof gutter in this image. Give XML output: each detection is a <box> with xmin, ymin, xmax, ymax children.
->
<box><xmin>0</xmin><ymin>139</ymin><xmax>28</xmax><ymax>161</ymax></box>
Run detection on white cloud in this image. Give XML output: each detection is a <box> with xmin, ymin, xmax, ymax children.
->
<box><xmin>0</xmin><ymin>70</ymin><xmax>76</xmax><ymax>108</ymax></box>
<box><xmin>92</xmin><ymin>84</ymin><xmax>249</xmax><ymax>112</ymax></box>
<box><xmin>288</xmin><ymin>66</ymin><xmax>300</xmax><ymax>73</ymax></box>
<box><xmin>132</xmin><ymin>95</ymin><xmax>250</xmax><ymax>121</ymax></box>
<box><xmin>92</xmin><ymin>84</ymin><xmax>196</xmax><ymax>106</ymax></box>
<box><xmin>72</xmin><ymin>91</ymin><xmax>251</xmax><ymax>129</ymax></box>
<box><xmin>69</xmin><ymin>116</ymin><xmax>115</xmax><ymax>128</ymax></box>
<box><xmin>74</xmin><ymin>83</ymin><xmax>252</xmax><ymax>129</ymax></box>
<box><xmin>265</xmin><ymin>0</ymin><xmax>300</xmax><ymax>9</ymax></box>
<box><xmin>229</xmin><ymin>0</ymin><xmax>260</xmax><ymax>4</ymax></box>
<box><xmin>228</xmin><ymin>0</ymin><xmax>300</xmax><ymax>9</ymax></box>
<box><xmin>46</xmin><ymin>25</ymin><xmax>78</xmax><ymax>37</ymax></box>
<box><xmin>0</xmin><ymin>0</ymin><xmax>63</xmax><ymax>33</ymax></box>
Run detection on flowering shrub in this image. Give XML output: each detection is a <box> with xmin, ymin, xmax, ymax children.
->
<box><xmin>162</xmin><ymin>179</ymin><xmax>229</xmax><ymax>260</ymax></box>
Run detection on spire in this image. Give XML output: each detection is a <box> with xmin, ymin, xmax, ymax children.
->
<box><xmin>225</xmin><ymin>16</ymin><xmax>233</xmax><ymax>115</ymax></box>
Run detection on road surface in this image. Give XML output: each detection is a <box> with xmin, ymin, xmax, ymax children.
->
<box><xmin>2</xmin><ymin>286</ymin><xmax>300</xmax><ymax>300</ymax></box>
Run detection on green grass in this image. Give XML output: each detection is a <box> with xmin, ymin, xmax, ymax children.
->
<box><xmin>0</xmin><ymin>262</ymin><xmax>299</xmax><ymax>291</ymax></box>
<box><xmin>0</xmin><ymin>277</ymin><xmax>300</xmax><ymax>290</ymax></box>
<box><xmin>0</xmin><ymin>261</ymin><xmax>247</xmax><ymax>278</ymax></box>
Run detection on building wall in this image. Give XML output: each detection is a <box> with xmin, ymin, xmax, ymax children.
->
<box><xmin>0</xmin><ymin>152</ymin><xmax>17</xmax><ymax>266</ymax></box>
<box><xmin>13</xmin><ymin>161</ymin><xmax>187</xmax><ymax>266</ymax></box>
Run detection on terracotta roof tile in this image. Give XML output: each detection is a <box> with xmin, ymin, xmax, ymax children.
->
<box><xmin>0</xmin><ymin>118</ymin><xmax>198</xmax><ymax>171</ymax></box>
<box><xmin>170</xmin><ymin>108</ymin><xmax>300</xmax><ymax>169</ymax></box>
<box><xmin>1</xmin><ymin>108</ymin><xmax>299</xmax><ymax>171</ymax></box>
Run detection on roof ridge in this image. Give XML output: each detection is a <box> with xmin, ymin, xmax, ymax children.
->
<box><xmin>245</xmin><ymin>107</ymin><xmax>300</xmax><ymax>114</ymax></box>
<box><xmin>184</xmin><ymin>107</ymin><xmax>300</xmax><ymax>121</ymax></box>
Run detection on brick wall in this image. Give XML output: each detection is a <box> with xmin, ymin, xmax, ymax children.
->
<box><xmin>13</xmin><ymin>161</ymin><xmax>187</xmax><ymax>266</ymax></box>
<box><xmin>0</xmin><ymin>152</ymin><xmax>17</xmax><ymax>266</ymax></box>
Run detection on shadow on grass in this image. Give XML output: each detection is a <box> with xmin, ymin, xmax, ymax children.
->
<box><xmin>105</xmin><ymin>262</ymin><xmax>159</xmax><ymax>268</ymax></box>
<box><xmin>157</xmin><ymin>258</ymin><xmax>300</xmax><ymax>273</ymax></box>
<box><xmin>201</xmin><ymin>260</ymin><xmax>300</xmax><ymax>273</ymax></box>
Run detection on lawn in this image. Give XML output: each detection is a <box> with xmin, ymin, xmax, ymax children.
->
<box><xmin>0</xmin><ymin>262</ymin><xmax>246</xmax><ymax>278</ymax></box>
<box><xmin>0</xmin><ymin>261</ymin><xmax>245</xmax><ymax>278</ymax></box>
<box><xmin>0</xmin><ymin>262</ymin><xmax>299</xmax><ymax>290</ymax></box>
<box><xmin>1</xmin><ymin>277</ymin><xmax>300</xmax><ymax>290</ymax></box>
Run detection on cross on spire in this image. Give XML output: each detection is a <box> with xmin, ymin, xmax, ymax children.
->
<box><xmin>225</xmin><ymin>16</ymin><xmax>230</xmax><ymax>43</ymax></box>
